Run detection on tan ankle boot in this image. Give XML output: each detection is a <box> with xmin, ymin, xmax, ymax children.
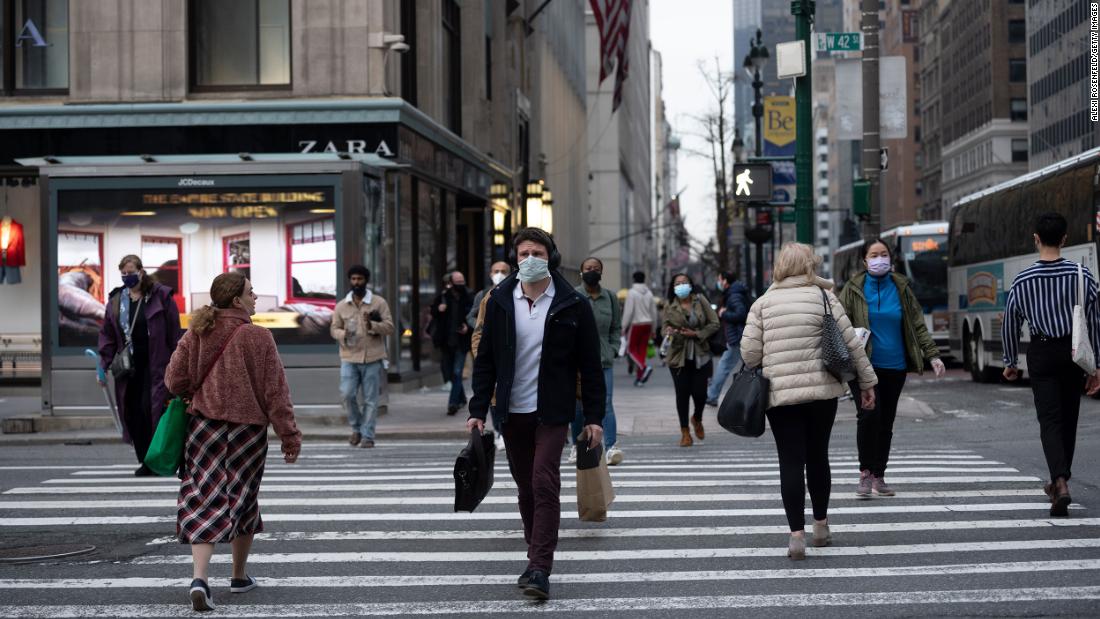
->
<box><xmin>692</xmin><ymin>417</ymin><xmax>705</xmax><ymax>441</ymax></box>
<box><xmin>679</xmin><ymin>428</ymin><xmax>693</xmax><ymax>447</ymax></box>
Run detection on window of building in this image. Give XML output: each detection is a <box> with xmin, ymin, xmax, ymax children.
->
<box><xmin>287</xmin><ymin>218</ymin><xmax>337</xmax><ymax>303</ymax></box>
<box><xmin>442</xmin><ymin>0</ymin><xmax>462</xmax><ymax>135</ymax></box>
<box><xmin>223</xmin><ymin>233</ymin><xmax>251</xmax><ymax>280</ymax></box>
<box><xmin>1010</xmin><ymin>98</ymin><xmax>1027</xmax><ymax>121</ymax></box>
<box><xmin>400</xmin><ymin>0</ymin><xmax>417</xmax><ymax>105</ymax></box>
<box><xmin>1009</xmin><ymin>58</ymin><xmax>1026</xmax><ymax>82</ymax></box>
<box><xmin>1011</xmin><ymin>138</ymin><xmax>1028</xmax><ymax>162</ymax></box>
<box><xmin>1008</xmin><ymin>20</ymin><xmax>1025</xmax><ymax>44</ymax></box>
<box><xmin>818</xmin><ymin>136</ymin><xmax>827</xmax><ymax>145</ymax></box>
<box><xmin>484</xmin><ymin>1</ymin><xmax>492</xmax><ymax>101</ymax></box>
<box><xmin>190</xmin><ymin>0</ymin><xmax>290</xmax><ymax>90</ymax></box>
<box><xmin>819</xmin><ymin>170</ymin><xmax>827</xmax><ymax>180</ymax></box>
<box><xmin>2</xmin><ymin>0</ymin><xmax>69</xmax><ymax>94</ymax></box>
<box><xmin>819</xmin><ymin>154</ymin><xmax>827</xmax><ymax>163</ymax></box>
<box><xmin>142</xmin><ymin>236</ymin><xmax>185</xmax><ymax>312</ymax></box>
<box><xmin>820</xmin><ymin>187</ymin><xmax>828</xmax><ymax>197</ymax></box>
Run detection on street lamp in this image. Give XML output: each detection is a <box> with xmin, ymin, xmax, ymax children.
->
<box><xmin>742</xmin><ymin>30</ymin><xmax>770</xmax><ymax>295</ymax></box>
<box><xmin>732</xmin><ymin>130</ymin><xmax>749</xmax><ymax>286</ymax></box>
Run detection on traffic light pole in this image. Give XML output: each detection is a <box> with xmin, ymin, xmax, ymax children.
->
<box><xmin>792</xmin><ymin>0</ymin><xmax>815</xmax><ymax>244</ymax></box>
<box><xmin>860</xmin><ymin>0</ymin><xmax>881</xmax><ymax>237</ymax></box>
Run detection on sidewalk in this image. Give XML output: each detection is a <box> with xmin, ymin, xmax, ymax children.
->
<box><xmin>0</xmin><ymin>358</ymin><xmax>935</xmax><ymax>446</ymax></box>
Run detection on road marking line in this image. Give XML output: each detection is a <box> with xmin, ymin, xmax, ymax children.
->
<box><xmin>0</xmin><ymin>503</ymin><xmax>1080</xmax><ymax>527</ymax></box>
<box><xmin>139</xmin><ymin>518</ymin><xmax>1100</xmax><ymax>545</ymax></box>
<box><xmin>0</xmin><ymin>489</ymin><xmax>1051</xmax><ymax>510</ymax></box>
<box><xmin>126</xmin><ymin>538</ymin><xmax>1100</xmax><ymax>563</ymax></box>
<box><xmin>4</xmin><ymin>476</ymin><xmax>1043</xmax><ymax>495</ymax></box>
<box><xmin>5</xmin><ymin>559</ymin><xmax>1100</xmax><ymax>590</ymax></box>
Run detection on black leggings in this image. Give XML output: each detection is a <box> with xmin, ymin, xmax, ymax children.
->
<box><xmin>766</xmin><ymin>398</ymin><xmax>838</xmax><ymax>532</ymax></box>
<box><xmin>849</xmin><ymin>368</ymin><xmax>907</xmax><ymax>477</ymax></box>
<box><xmin>670</xmin><ymin>359</ymin><xmax>712</xmax><ymax>428</ymax></box>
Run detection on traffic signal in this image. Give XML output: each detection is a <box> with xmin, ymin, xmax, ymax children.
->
<box><xmin>853</xmin><ymin>179</ymin><xmax>871</xmax><ymax>218</ymax></box>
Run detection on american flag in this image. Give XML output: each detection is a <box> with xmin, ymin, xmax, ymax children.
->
<box><xmin>589</xmin><ymin>0</ymin><xmax>632</xmax><ymax>111</ymax></box>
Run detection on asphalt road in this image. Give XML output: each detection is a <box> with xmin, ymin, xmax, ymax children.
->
<box><xmin>0</xmin><ymin>369</ymin><xmax>1098</xmax><ymax>617</ymax></box>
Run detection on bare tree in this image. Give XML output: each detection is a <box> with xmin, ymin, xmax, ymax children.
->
<box><xmin>681</xmin><ymin>58</ymin><xmax>735</xmax><ymax>270</ymax></box>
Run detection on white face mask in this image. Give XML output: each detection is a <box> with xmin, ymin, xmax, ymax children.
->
<box><xmin>867</xmin><ymin>256</ymin><xmax>891</xmax><ymax>276</ymax></box>
<box><xmin>490</xmin><ymin>272</ymin><xmax>507</xmax><ymax>286</ymax></box>
<box><xmin>518</xmin><ymin>256</ymin><xmax>550</xmax><ymax>283</ymax></box>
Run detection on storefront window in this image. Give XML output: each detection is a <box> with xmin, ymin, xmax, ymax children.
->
<box><xmin>191</xmin><ymin>0</ymin><xmax>290</xmax><ymax>89</ymax></box>
<box><xmin>397</xmin><ymin>175</ymin><xmax>416</xmax><ymax>370</ymax></box>
<box><xmin>55</xmin><ymin>184</ymin><xmax>339</xmax><ymax>348</ymax></box>
<box><xmin>8</xmin><ymin>0</ymin><xmax>69</xmax><ymax>91</ymax></box>
<box><xmin>418</xmin><ymin>182</ymin><xmax>443</xmax><ymax>368</ymax></box>
<box><xmin>287</xmin><ymin>218</ymin><xmax>336</xmax><ymax>302</ymax></box>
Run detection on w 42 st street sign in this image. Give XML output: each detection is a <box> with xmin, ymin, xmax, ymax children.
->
<box><xmin>814</xmin><ymin>32</ymin><xmax>862</xmax><ymax>52</ymax></box>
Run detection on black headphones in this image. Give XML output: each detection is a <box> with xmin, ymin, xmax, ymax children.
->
<box><xmin>508</xmin><ymin>228</ymin><xmax>562</xmax><ymax>271</ymax></box>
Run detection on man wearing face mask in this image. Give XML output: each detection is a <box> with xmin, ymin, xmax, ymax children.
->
<box><xmin>566</xmin><ymin>257</ymin><xmax>623</xmax><ymax>465</ymax></box>
<box><xmin>706</xmin><ymin>271</ymin><xmax>751</xmax><ymax>407</ymax></box>
<box><xmin>331</xmin><ymin>265</ymin><xmax>395</xmax><ymax>448</ymax></box>
<box><xmin>838</xmin><ymin>239</ymin><xmax>945</xmax><ymax>498</ymax></box>
<box><xmin>468</xmin><ymin>227</ymin><xmax>605</xmax><ymax>601</ymax></box>
<box><xmin>467</xmin><ymin>261</ymin><xmax>513</xmax><ymax>334</ymax></box>
<box><xmin>431</xmin><ymin>271</ymin><xmax>475</xmax><ymax>415</ymax></box>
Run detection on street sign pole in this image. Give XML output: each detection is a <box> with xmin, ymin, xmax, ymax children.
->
<box><xmin>792</xmin><ymin>0</ymin><xmax>815</xmax><ymax>244</ymax></box>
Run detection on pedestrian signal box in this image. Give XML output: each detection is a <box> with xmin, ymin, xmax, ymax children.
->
<box><xmin>732</xmin><ymin>164</ymin><xmax>774</xmax><ymax>202</ymax></box>
<box><xmin>853</xmin><ymin>179</ymin><xmax>871</xmax><ymax>217</ymax></box>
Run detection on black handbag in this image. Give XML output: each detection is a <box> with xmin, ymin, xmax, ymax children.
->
<box><xmin>819</xmin><ymin>289</ymin><xmax>856</xmax><ymax>383</ymax></box>
<box><xmin>717</xmin><ymin>365</ymin><xmax>769</xmax><ymax>437</ymax></box>
<box><xmin>453</xmin><ymin>428</ymin><xmax>496</xmax><ymax>512</ymax></box>
<box><xmin>707</xmin><ymin>328</ymin><xmax>727</xmax><ymax>356</ymax></box>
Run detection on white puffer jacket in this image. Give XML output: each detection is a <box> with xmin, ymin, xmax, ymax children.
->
<box><xmin>740</xmin><ymin>275</ymin><xmax>877</xmax><ymax>409</ymax></box>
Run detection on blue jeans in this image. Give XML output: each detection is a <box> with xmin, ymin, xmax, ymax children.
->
<box><xmin>341</xmin><ymin>361</ymin><xmax>382</xmax><ymax>440</ymax></box>
<box><xmin>572</xmin><ymin>367</ymin><xmax>617</xmax><ymax>448</ymax></box>
<box><xmin>706</xmin><ymin>346</ymin><xmax>743</xmax><ymax>402</ymax></box>
<box><xmin>442</xmin><ymin>347</ymin><xmax>468</xmax><ymax>407</ymax></box>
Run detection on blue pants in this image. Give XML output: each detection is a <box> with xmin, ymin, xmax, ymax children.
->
<box><xmin>572</xmin><ymin>367</ymin><xmax>617</xmax><ymax>448</ymax></box>
<box><xmin>442</xmin><ymin>347</ymin><xmax>468</xmax><ymax>407</ymax></box>
<box><xmin>706</xmin><ymin>346</ymin><xmax>743</xmax><ymax>403</ymax></box>
<box><xmin>341</xmin><ymin>361</ymin><xmax>382</xmax><ymax>440</ymax></box>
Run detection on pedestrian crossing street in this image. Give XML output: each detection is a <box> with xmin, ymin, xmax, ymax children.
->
<box><xmin>0</xmin><ymin>439</ymin><xmax>1098</xmax><ymax>617</ymax></box>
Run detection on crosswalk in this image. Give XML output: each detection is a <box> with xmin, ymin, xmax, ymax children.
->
<box><xmin>0</xmin><ymin>439</ymin><xmax>1097</xmax><ymax>616</ymax></box>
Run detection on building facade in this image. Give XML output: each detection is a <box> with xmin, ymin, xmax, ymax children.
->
<box><xmin>0</xmin><ymin>0</ymin><xmax>593</xmax><ymax>412</ymax></box>
<box><xmin>879</xmin><ymin>0</ymin><xmax>923</xmax><ymax>228</ymax></box>
<box><xmin>1026</xmin><ymin>0</ymin><xmax>1098</xmax><ymax>170</ymax></box>
<box><xmin>918</xmin><ymin>0</ymin><xmax>948</xmax><ymax>221</ymax></box>
<box><xmin>938</xmin><ymin>0</ymin><xmax>1029</xmax><ymax>209</ymax></box>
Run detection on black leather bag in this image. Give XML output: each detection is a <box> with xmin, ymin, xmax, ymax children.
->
<box><xmin>453</xmin><ymin>428</ymin><xmax>496</xmax><ymax>512</ymax></box>
<box><xmin>707</xmin><ymin>328</ymin><xmax>727</xmax><ymax>356</ymax></box>
<box><xmin>717</xmin><ymin>365</ymin><xmax>769</xmax><ymax>437</ymax></box>
<box><xmin>819</xmin><ymin>288</ymin><xmax>856</xmax><ymax>383</ymax></box>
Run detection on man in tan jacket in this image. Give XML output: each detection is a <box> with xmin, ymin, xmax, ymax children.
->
<box><xmin>330</xmin><ymin>265</ymin><xmax>394</xmax><ymax>448</ymax></box>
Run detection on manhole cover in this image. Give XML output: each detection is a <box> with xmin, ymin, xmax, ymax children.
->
<box><xmin>0</xmin><ymin>544</ymin><xmax>96</xmax><ymax>563</ymax></box>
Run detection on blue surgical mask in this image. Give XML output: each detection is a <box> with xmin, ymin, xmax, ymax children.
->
<box><xmin>518</xmin><ymin>256</ymin><xmax>550</xmax><ymax>283</ymax></box>
<box><xmin>716</xmin><ymin>280</ymin><xmax>725</xmax><ymax>291</ymax></box>
<box><xmin>674</xmin><ymin>283</ymin><xmax>692</xmax><ymax>299</ymax></box>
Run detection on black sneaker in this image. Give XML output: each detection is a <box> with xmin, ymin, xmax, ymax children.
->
<box><xmin>446</xmin><ymin>405</ymin><xmax>459</xmax><ymax>416</ymax></box>
<box><xmin>189</xmin><ymin>578</ymin><xmax>214</xmax><ymax>612</ymax></box>
<box><xmin>522</xmin><ymin>570</ymin><xmax>550</xmax><ymax>600</ymax></box>
<box><xmin>230</xmin><ymin>575</ymin><xmax>258</xmax><ymax>593</ymax></box>
<box><xmin>134</xmin><ymin>464</ymin><xmax>156</xmax><ymax>477</ymax></box>
<box><xmin>517</xmin><ymin>569</ymin><xmax>534</xmax><ymax>587</ymax></box>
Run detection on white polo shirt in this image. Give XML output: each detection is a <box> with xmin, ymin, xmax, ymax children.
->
<box><xmin>509</xmin><ymin>277</ymin><xmax>555</xmax><ymax>413</ymax></box>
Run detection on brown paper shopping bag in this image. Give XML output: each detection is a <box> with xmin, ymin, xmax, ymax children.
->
<box><xmin>575</xmin><ymin>440</ymin><xmax>615</xmax><ymax>522</ymax></box>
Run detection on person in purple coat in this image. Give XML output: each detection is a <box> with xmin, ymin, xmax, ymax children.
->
<box><xmin>97</xmin><ymin>255</ymin><xmax>182</xmax><ymax>476</ymax></box>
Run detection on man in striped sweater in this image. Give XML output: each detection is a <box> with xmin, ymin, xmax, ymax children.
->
<box><xmin>1002</xmin><ymin>211</ymin><xmax>1100</xmax><ymax>516</ymax></box>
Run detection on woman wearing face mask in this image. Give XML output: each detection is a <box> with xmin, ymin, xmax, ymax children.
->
<box><xmin>838</xmin><ymin>239</ymin><xmax>946</xmax><ymax>499</ymax></box>
<box><xmin>97</xmin><ymin>255</ymin><xmax>182</xmax><ymax>476</ymax></box>
<box><xmin>662</xmin><ymin>273</ymin><xmax>720</xmax><ymax>446</ymax></box>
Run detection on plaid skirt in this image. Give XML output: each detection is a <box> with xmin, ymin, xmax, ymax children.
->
<box><xmin>177</xmin><ymin>414</ymin><xmax>268</xmax><ymax>544</ymax></box>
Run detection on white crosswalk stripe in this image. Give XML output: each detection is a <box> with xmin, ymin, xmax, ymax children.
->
<box><xmin>0</xmin><ymin>441</ymin><xmax>1097</xmax><ymax>617</ymax></box>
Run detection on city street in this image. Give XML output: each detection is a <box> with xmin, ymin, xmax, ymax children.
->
<box><xmin>0</xmin><ymin>366</ymin><xmax>1098</xmax><ymax>617</ymax></box>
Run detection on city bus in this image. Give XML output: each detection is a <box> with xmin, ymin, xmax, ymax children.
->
<box><xmin>833</xmin><ymin>222</ymin><xmax>951</xmax><ymax>357</ymax></box>
<box><xmin>947</xmin><ymin>146</ymin><xmax>1100</xmax><ymax>383</ymax></box>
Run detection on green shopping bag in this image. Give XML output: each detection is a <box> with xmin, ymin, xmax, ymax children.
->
<box><xmin>646</xmin><ymin>341</ymin><xmax>656</xmax><ymax>359</ymax></box>
<box><xmin>143</xmin><ymin>396</ymin><xmax>189</xmax><ymax>476</ymax></box>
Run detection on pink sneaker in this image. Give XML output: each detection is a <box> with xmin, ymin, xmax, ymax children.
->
<box><xmin>855</xmin><ymin>470</ymin><xmax>872</xmax><ymax>499</ymax></box>
<box><xmin>872</xmin><ymin>476</ymin><xmax>896</xmax><ymax>496</ymax></box>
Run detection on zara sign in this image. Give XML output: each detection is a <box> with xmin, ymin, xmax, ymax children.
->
<box><xmin>298</xmin><ymin>139</ymin><xmax>396</xmax><ymax>157</ymax></box>
<box><xmin>15</xmin><ymin>19</ymin><xmax>49</xmax><ymax>47</ymax></box>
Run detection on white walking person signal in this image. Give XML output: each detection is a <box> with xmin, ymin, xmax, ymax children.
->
<box><xmin>735</xmin><ymin>168</ymin><xmax>754</xmax><ymax>196</ymax></box>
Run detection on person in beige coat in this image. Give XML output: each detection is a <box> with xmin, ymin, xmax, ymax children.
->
<box><xmin>330</xmin><ymin>265</ymin><xmax>394</xmax><ymax>448</ymax></box>
<box><xmin>740</xmin><ymin>243</ymin><xmax>878</xmax><ymax>560</ymax></box>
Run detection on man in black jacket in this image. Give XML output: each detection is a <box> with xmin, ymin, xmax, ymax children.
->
<box><xmin>468</xmin><ymin>227</ymin><xmax>605</xmax><ymax>601</ymax></box>
<box><xmin>706</xmin><ymin>271</ymin><xmax>750</xmax><ymax>406</ymax></box>
<box><xmin>431</xmin><ymin>271</ymin><xmax>474</xmax><ymax>415</ymax></box>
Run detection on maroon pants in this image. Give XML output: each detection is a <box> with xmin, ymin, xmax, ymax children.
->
<box><xmin>502</xmin><ymin>413</ymin><xmax>568</xmax><ymax>574</ymax></box>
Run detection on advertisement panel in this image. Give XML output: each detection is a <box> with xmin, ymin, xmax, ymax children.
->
<box><xmin>56</xmin><ymin>184</ymin><xmax>340</xmax><ymax>348</ymax></box>
<box><xmin>763</xmin><ymin>96</ymin><xmax>796</xmax><ymax>205</ymax></box>
<box><xmin>965</xmin><ymin>262</ymin><xmax>1006</xmax><ymax>312</ymax></box>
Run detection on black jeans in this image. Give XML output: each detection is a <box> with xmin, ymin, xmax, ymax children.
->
<box><xmin>849</xmin><ymin>368</ymin><xmax>908</xmax><ymax>477</ymax></box>
<box><xmin>766</xmin><ymin>398</ymin><xmax>838</xmax><ymax>532</ymax></box>
<box><xmin>670</xmin><ymin>359</ymin><xmax>712</xmax><ymax>428</ymax></box>
<box><xmin>1027</xmin><ymin>337</ymin><xmax>1085</xmax><ymax>482</ymax></box>
<box><xmin>122</xmin><ymin>362</ymin><xmax>154</xmax><ymax>463</ymax></box>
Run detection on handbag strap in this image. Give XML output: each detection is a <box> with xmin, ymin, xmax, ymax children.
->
<box><xmin>1078</xmin><ymin>262</ymin><xmax>1085</xmax><ymax>308</ymax></box>
<box><xmin>820</xmin><ymin>288</ymin><xmax>833</xmax><ymax>316</ymax></box>
<box><xmin>193</xmin><ymin>324</ymin><xmax>246</xmax><ymax>396</ymax></box>
<box><xmin>123</xmin><ymin>296</ymin><xmax>143</xmax><ymax>346</ymax></box>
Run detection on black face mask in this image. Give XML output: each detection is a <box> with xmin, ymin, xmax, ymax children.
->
<box><xmin>581</xmin><ymin>271</ymin><xmax>602</xmax><ymax>286</ymax></box>
<box><xmin>452</xmin><ymin>285</ymin><xmax>467</xmax><ymax>296</ymax></box>
<box><xmin>351</xmin><ymin>285</ymin><xmax>367</xmax><ymax>298</ymax></box>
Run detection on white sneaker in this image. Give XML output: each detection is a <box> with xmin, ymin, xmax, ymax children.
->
<box><xmin>494</xmin><ymin>433</ymin><xmax>505</xmax><ymax>452</ymax></box>
<box><xmin>606</xmin><ymin>446</ymin><xmax>624</xmax><ymax>466</ymax></box>
<box><xmin>440</xmin><ymin>381</ymin><xmax>451</xmax><ymax>392</ymax></box>
<box><xmin>567</xmin><ymin>444</ymin><xmax>577</xmax><ymax>464</ymax></box>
